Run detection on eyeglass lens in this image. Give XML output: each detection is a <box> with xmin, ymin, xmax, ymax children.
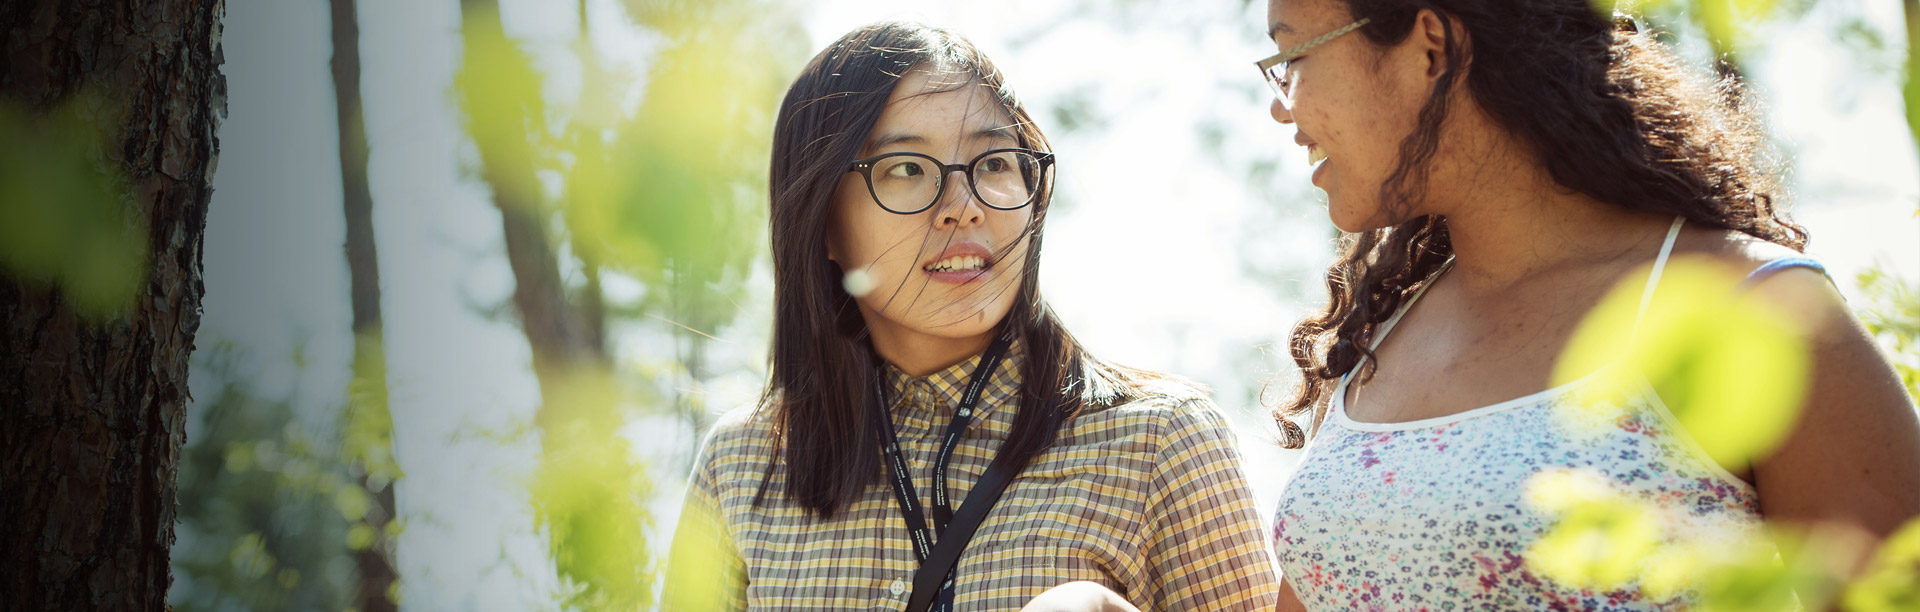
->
<box><xmin>1266</xmin><ymin>64</ymin><xmax>1295</xmax><ymax>106</ymax></box>
<box><xmin>869</xmin><ymin>151</ymin><xmax>1043</xmax><ymax>213</ymax></box>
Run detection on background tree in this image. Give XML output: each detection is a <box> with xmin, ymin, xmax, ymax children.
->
<box><xmin>329</xmin><ymin>0</ymin><xmax>404</xmax><ymax>609</ymax></box>
<box><xmin>0</xmin><ymin>0</ymin><xmax>226</xmax><ymax>609</ymax></box>
<box><xmin>455</xmin><ymin>0</ymin><xmax>649</xmax><ymax>608</ymax></box>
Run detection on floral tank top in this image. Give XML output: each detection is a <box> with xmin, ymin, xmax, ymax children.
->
<box><xmin>1271</xmin><ymin>219</ymin><xmax>1817</xmax><ymax>611</ymax></box>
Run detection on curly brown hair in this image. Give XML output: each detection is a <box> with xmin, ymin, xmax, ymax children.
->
<box><xmin>1275</xmin><ymin>0</ymin><xmax>1809</xmax><ymax>448</ymax></box>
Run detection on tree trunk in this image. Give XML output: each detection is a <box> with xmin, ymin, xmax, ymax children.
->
<box><xmin>0</xmin><ymin>0</ymin><xmax>226</xmax><ymax>610</ymax></box>
<box><xmin>329</xmin><ymin>0</ymin><xmax>400</xmax><ymax>609</ymax></box>
<box><xmin>461</xmin><ymin>0</ymin><xmax>606</xmax><ymax>406</ymax></box>
<box><xmin>457</xmin><ymin>2</ymin><xmax>652</xmax><ymax>608</ymax></box>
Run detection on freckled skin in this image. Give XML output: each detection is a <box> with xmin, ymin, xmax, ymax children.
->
<box><xmin>1266</xmin><ymin>0</ymin><xmax>1430</xmax><ymax>232</ymax></box>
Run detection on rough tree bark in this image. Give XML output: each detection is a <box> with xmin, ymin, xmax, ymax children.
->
<box><xmin>0</xmin><ymin>0</ymin><xmax>226</xmax><ymax>610</ymax></box>
<box><xmin>329</xmin><ymin>0</ymin><xmax>400</xmax><ymax>609</ymax></box>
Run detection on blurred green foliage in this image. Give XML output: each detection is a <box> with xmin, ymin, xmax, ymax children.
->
<box><xmin>1541</xmin><ymin>260</ymin><xmax>1803</xmax><ymax>605</ymax></box>
<box><xmin>1554</xmin><ymin>257</ymin><xmax>1810</xmax><ymax>468</ymax></box>
<box><xmin>453</xmin><ymin>0</ymin><xmax>803</xmax><ymax>608</ymax></box>
<box><xmin>171</xmin><ymin>343</ymin><xmax>355</xmax><ymax>612</ymax></box>
<box><xmin>529</xmin><ymin>390</ymin><xmax>655</xmax><ymax>611</ymax></box>
<box><xmin>1542</xmin><ymin>257</ymin><xmax>1920</xmax><ymax>609</ymax></box>
<box><xmin>0</xmin><ymin>95</ymin><xmax>146</xmax><ymax>318</ymax></box>
<box><xmin>344</xmin><ymin>331</ymin><xmax>404</xmax><ymax>507</ymax></box>
<box><xmin>1523</xmin><ymin>469</ymin><xmax>1663</xmax><ymax>591</ymax></box>
<box><xmin>452</xmin><ymin>7</ymin><xmax>546</xmax><ymax>210</ymax></box>
<box><xmin>1858</xmin><ymin>265</ymin><xmax>1920</xmax><ymax>403</ymax></box>
<box><xmin>1846</xmin><ymin>519</ymin><xmax>1920</xmax><ymax>611</ymax></box>
<box><xmin>1850</xmin><ymin>260</ymin><xmax>1920</xmax><ymax>607</ymax></box>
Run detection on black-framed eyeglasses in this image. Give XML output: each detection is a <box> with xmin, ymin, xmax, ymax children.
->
<box><xmin>1255</xmin><ymin>17</ymin><xmax>1370</xmax><ymax>107</ymax></box>
<box><xmin>847</xmin><ymin>148</ymin><xmax>1055</xmax><ymax>215</ymax></box>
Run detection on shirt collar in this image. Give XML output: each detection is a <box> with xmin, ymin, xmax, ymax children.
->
<box><xmin>881</xmin><ymin>338</ymin><xmax>1025</xmax><ymax>419</ymax></box>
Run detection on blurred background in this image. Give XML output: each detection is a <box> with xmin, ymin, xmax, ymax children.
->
<box><xmin>168</xmin><ymin>0</ymin><xmax>1918</xmax><ymax>610</ymax></box>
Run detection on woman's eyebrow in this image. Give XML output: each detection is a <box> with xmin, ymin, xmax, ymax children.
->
<box><xmin>867</xmin><ymin>132</ymin><xmax>927</xmax><ymax>151</ymax></box>
<box><xmin>973</xmin><ymin>125</ymin><xmax>1020</xmax><ymax>141</ymax></box>
<box><xmin>1269</xmin><ymin>21</ymin><xmax>1294</xmax><ymax>42</ymax></box>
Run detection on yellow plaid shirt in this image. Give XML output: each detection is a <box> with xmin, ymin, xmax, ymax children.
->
<box><xmin>667</xmin><ymin>343</ymin><xmax>1279</xmax><ymax>610</ymax></box>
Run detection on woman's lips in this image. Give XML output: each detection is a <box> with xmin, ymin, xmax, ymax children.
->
<box><xmin>921</xmin><ymin>242</ymin><xmax>993</xmax><ymax>285</ymax></box>
<box><xmin>1308</xmin><ymin>146</ymin><xmax>1329</xmax><ymax>187</ymax></box>
<box><xmin>924</xmin><ymin>267</ymin><xmax>991</xmax><ymax>284</ymax></box>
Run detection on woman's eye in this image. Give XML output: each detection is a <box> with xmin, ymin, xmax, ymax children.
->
<box><xmin>885</xmin><ymin>161</ymin><xmax>925</xmax><ymax>178</ymax></box>
<box><xmin>980</xmin><ymin>158</ymin><xmax>1008</xmax><ymax>173</ymax></box>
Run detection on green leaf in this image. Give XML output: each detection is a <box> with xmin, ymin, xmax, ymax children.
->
<box><xmin>0</xmin><ymin>95</ymin><xmax>147</xmax><ymax>318</ymax></box>
<box><xmin>332</xmin><ymin>486</ymin><xmax>372</xmax><ymax>523</ymax></box>
<box><xmin>1554</xmin><ymin>257</ymin><xmax>1810</xmax><ymax>468</ymax></box>
<box><xmin>1846</xmin><ymin>519</ymin><xmax>1920</xmax><ymax>611</ymax></box>
<box><xmin>345</xmin><ymin>522</ymin><xmax>377</xmax><ymax>551</ymax></box>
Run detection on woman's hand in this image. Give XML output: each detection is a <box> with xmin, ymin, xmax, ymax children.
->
<box><xmin>1020</xmin><ymin>581</ymin><xmax>1142</xmax><ymax>612</ymax></box>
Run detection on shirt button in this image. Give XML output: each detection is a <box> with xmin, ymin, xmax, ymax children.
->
<box><xmin>889</xmin><ymin>579</ymin><xmax>906</xmax><ymax>595</ymax></box>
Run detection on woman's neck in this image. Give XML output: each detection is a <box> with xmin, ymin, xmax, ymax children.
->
<box><xmin>1428</xmin><ymin>129</ymin><xmax>1672</xmax><ymax>295</ymax></box>
<box><xmin>868</xmin><ymin>324</ymin><xmax>995</xmax><ymax>378</ymax></box>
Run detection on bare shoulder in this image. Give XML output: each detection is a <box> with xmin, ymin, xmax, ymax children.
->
<box><xmin>1676</xmin><ymin>225</ymin><xmax>1804</xmax><ymax>268</ymax></box>
<box><xmin>1675</xmin><ymin>227</ymin><xmax>1841</xmax><ymax>324</ymax></box>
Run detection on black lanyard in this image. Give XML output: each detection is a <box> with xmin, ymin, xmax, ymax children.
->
<box><xmin>870</xmin><ymin>330</ymin><xmax>1014</xmax><ymax>612</ymax></box>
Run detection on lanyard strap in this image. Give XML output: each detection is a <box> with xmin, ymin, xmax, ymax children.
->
<box><xmin>871</xmin><ymin>330</ymin><xmax>1015</xmax><ymax>612</ymax></box>
<box><xmin>906</xmin><ymin>457</ymin><xmax>1020</xmax><ymax>612</ymax></box>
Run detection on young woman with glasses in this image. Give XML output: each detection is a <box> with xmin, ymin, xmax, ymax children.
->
<box><xmin>662</xmin><ymin>21</ymin><xmax>1279</xmax><ymax>612</ymax></box>
<box><xmin>1255</xmin><ymin>0</ymin><xmax>1920</xmax><ymax>609</ymax></box>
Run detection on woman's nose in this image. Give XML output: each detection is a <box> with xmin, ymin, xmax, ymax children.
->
<box><xmin>934</xmin><ymin>169</ymin><xmax>986</xmax><ymax>228</ymax></box>
<box><xmin>1270</xmin><ymin>97</ymin><xmax>1293</xmax><ymax>124</ymax></box>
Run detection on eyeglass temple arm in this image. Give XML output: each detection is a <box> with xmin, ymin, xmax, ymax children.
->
<box><xmin>1255</xmin><ymin>17</ymin><xmax>1372</xmax><ymax>70</ymax></box>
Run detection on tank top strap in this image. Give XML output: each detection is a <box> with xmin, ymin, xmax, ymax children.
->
<box><xmin>1736</xmin><ymin>257</ymin><xmax>1831</xmax><ymax>292</ymax></box>
<box><xmin>1632</xmin><ymin>216</ymin><xmax>1687</xmax><ymax>333</ymax></box>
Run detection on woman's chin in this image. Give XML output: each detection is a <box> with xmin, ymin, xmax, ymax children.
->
<box><xmin>1328</xmin><ymin>210</ymin><xmax>1368</xmax><ymax>234</ymax></box>
<box><xmin>1329</xmin><ymin>200</ymin><xmax>1402</xmax><ymax>234</ymax></box>
<box><xmin>912</xmin><ymin>304</ymin><xmax>1013</xmax><ymax>338</ymax></box>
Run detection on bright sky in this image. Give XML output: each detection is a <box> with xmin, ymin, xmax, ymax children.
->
<box><xmin>193</xmin><ymin>0</ymin><xmax>1918</xmax><ymax>609</ymax></box>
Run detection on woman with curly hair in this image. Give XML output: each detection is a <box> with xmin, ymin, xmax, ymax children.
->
<box><xmin>1030</xmin><ymin>1</ymin><xmax>1920</xmax><ymax>610</ymax></box>
<box><xmin>1257</xmin><ymin>0</ymin><xmax>1920</xmax><ymax>609</ymax></box>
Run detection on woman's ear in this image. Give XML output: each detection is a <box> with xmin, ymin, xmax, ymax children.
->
<box><xmin>1414</xmin><ymin>8</ymin><xmax>1465</xmax><ymax>80</ymax></box>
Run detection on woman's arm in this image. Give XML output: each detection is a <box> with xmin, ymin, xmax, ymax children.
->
<box><xmin>1747</xmin><ymin>268</ymin><xmax>1920</xmax><ymax>570</ymax></box>
<box><xmin>1277</xmin><ymin>577</ymin><xmax>1308</xmax><ymax>612</ymax></box>
<box><xmin>1139</xmin><ymin>398</ymin><xmax>1283</xmax><ymax>611</ymax></box>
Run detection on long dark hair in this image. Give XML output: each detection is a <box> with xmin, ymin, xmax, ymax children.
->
<box><xmin>762</xmin><ymin>21</ymin><xmax>1162</xmax><ymax>518</ymax></box>
<box><xmin>1276</xmin><ymin>1</ymin><xmax>1809</xmax><ymax>447</ymax></box>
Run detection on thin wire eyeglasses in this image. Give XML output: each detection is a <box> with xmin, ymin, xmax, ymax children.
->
<box><xmin>1255</xmin><ymin>17</ymin><xmax>1371</xmax><ymax>107</ymax></box>
<box><xmin>846</xmin><ymin>148</ymin><xmax>1055</xmax><ymax>215</ymax></box>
